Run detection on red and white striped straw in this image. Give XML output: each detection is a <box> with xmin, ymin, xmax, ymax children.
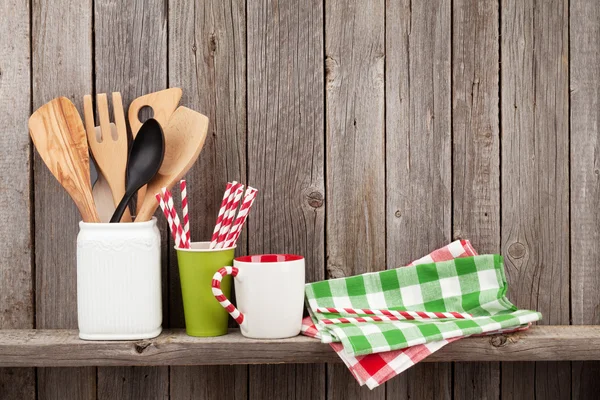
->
<box><xmin>180</xmin><ymin>180</ymin><xmax>190</xmax><ymax>245</ymax></box>
<box><xmin>209</xmin><ymin>182</ymin><xmax>235</xmax><ymax>249</ymax></box>
<box><xmin>223</xmin><ymin>186</ymin><xmax>258</xmax><ymax>248</ymax></box>
<box><xmin>215</xmin><ymin>183</ymin><xmax>244</xmax><ymax>248</ymax></box>
<box><xmin>315</xmin><ymin>307</ymin><xmax>472</xmax><ymax>320</ymax></box>
<box><xmin>162</xmin><ymin>188</ymin><xmax>188</xmax><ymax>249</ymax></box>
<box><xmin>155</xmin><ymin>192</ymin><xmax>178</xmax><ymax>244</ymax></box>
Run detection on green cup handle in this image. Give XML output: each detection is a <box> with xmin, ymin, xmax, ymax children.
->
<box><xmin>212</xmin><ymin>266</ymin><xmax>245</xmax><ymax>326</ymax></box>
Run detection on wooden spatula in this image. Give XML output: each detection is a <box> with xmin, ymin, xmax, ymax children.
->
<box><xmin>128</xmin><ymin>88</ymin><xmax>182</xmax><ymax>136</ymax></box>
<box><xmin>29</xmin><ymin>97</ymin><xmax>100</xmax><ymax>222</ymax></box>
<box><xmin>128</xmin><ymin>88</ymin><xmax>183</xmax><ymax>209</ymax></box>
<box><xmin>135</xmin><ymin>106</ymin><xmax>209</xmax><ymax>222</ymax></box>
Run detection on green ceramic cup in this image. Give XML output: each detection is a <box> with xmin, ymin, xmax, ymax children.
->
<box><xmin>176</xmin><ymin>242</ymin><xmax>235</xmax><ymax>337</ymax></box>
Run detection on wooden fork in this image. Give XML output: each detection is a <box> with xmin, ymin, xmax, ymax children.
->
<box><xmin>83</xmin><ymin>92</ymin><xmax>132</xmax><ymax>222</ymax></box>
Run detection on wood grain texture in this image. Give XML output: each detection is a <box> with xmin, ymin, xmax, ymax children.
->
<box><xmin>2</xmin><ymin>326</ymin><xmax>598</xmax><ymax>367</ymax></box>
<box><xmin>136</xmin><ymin>107</ymin><xmax>209</xmax><ymax>221</ymax></box>
<box><xmin>169</xmin><ymin>0</ymin><xmax>247</xmax><ymax>398</ymax></box>
<box><xmin>128</xmin><ymin>88</ymin><xmax>182</xmax><ymax>137</ymax></box>
<box><xmin>93</xmin><ymin>0</ymin><xmax>168</xmax><ymax>397</ymax></box>
<box><xmin>247</xmin><ymin>0</ymin><xmax>325</xmax><ymax>398</ymax></box>
<box><xmin>0</xmin><ymin>0</ymin><xmax>34</xmax><ymax>398</ymax></box>
<box><xmin>388</xmin><ymin>364</ymin><xmax>451</xmax><ymax>400</ymax></box>
<box><xmin>32</xmin><ymin>0</ymin><xmax>97</xmax><ymax>397</ymax></box>
<box><xmin>385</xmin><ymin>0</ymin><xmax>452</xmax><ymax>398</ymax></box>
<box><xmin>29</xmin><ymin>97</ymin><xmax>100</xmax><ymax>223</ymax></box>
<box><xmin>128</xmin><ymin>88</ymin><xmax>183</xmax><ymax>208</ymax></box>
<box><xmin>82</xmin><ymin>93</ymin><xmax>131</xmax><ymax>222</ymax></box>
<box><xmin>454</xmin><ymin>363</ymin><xmax>499</xmax><ymax>400</ymax></box>
<box><xmin>326</xmin><ymin>0</ymin><xmax>384</xmax><ymax>397</ymax></box>
<box><xmin>97</xmin><ymin>367</ymin><xmax>168</xmax><ymax>400</ymax></box>
<box><xmin>452</xmin><ymin>0</ymin><xmax>500</xmax><ymax>397</ymax></box>
<box><xmin>570</xmin><ymin>1</ymin><xmax>600</xmax><ymax>398</ymax></box>
<box><xmin>500</xmin><ymin>0</ymin><xmax>570</xmax><ymax>398</ymax></box>
<box><xmin>170</xmin><ymin>366</ymin><xmax>247</xmax><ymax>400</ymax></box>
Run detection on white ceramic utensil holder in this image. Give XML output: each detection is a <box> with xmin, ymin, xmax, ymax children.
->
<box><xmin>77</xmin><ymin>217</ymin><xmax>162</xmax><ymax>340</ymax></box>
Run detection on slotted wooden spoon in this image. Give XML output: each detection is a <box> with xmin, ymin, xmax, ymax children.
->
<box><xmin>128</xmin><ymin>88</ymin><xmax>183</xmax><ymax>210</ymax></box>
<box><xmin>135</xmin><ymin>106</ymin><xmax>209</xmax><ymax>222</ymax></box>
<box><xmin>29</xmin><ymin>97</ymin><xmax>100</xmax><ymax>222</ymax></box>
<box><xmin>128</xmin><ymin>88</ymin><xmax>183</xmax><ymax>135</ymax></box>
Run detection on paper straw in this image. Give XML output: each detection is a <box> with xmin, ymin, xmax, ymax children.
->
<box><xmin>209</xmin><ymin>182</ymin><xmax>235</xmax><ymax>249</ymax></box>
<box><xmin>180</xmin><ymin>180</ymin><xmax>190</xmax><ymax>245</ymax></box>
<box><xmin>223</xmin><ymin>186</ymin><xmax>258</xmax><ymax>248</ymax></box>
<box><xmin>162</xmin><ymin>188</ymin><xmax>187</xmax><ymax>249</ymax></box>
<box><xmin>229</xmin><ymin>187</ymin><xmax>258</xmax><ymax>247</ymax></box>
<box><xmin>155</xmin><ymin>192</ymin><xmax>178</xmax><ymax>244</ymax></box>
<box><xmin>315</xmin><ymin>307</ymin><xmax>472</xmax><ymax>320</ymax></box>
<box><xmin>215</xmin><ymin>183</ymin><xmax>244</xmax><ymax>248</ymax></box>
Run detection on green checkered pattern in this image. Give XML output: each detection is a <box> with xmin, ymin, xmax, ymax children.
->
<box><xmin>305</xmin><ymin>255</ymin><xmax>542</xmax><ymax>356</ymax></box>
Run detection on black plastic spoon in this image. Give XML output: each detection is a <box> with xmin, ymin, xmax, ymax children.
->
<box><xmin>110</xmin><ymin>118</ymin><xmax>165</xmax><ymax>223</ymax></box>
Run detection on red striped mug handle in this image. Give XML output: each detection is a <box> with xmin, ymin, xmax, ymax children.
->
<box><xmin>211</xmin><ymin>266</ymin><xmax>244</xmax><ymax>325</ymax></box>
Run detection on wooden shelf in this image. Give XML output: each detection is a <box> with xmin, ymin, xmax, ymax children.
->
<box><xmin>0</xmin><ymin>326</ymin><xmax>598</xmax><ymax>367</ymax></box>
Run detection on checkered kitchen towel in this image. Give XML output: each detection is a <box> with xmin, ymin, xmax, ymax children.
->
<box><xmin>302</xmin><ymin>240</ymin><xmax>474</xmax><ymax>388</ymax></box>
<box><xmin>302</xmin><ymin>240</ymin><xmax>539</xmax><ymax>388</ymax></box>
<box><xmin>306</xmin><ymin>254</ymin><xmax>541</xmax><ymax>356</ymax></box>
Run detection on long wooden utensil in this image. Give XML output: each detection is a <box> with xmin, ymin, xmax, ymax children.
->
<box><xmin>29</xmin><ymin>97</ymin><xmax>100</xmax><ymax>222</ymax></box>
<box><xmin>90</xmin><ymin>124</ymin><xmax>118</xmax><ymax>223</ymax></box>
<box><xmin>135</xmin><ymin>106</ymin><xmax>209</xmax><ymax>222</ymax></box>
<box><xmin>128</xmin><ymin>88</ymin><xmax>183</xmax><ymax>209</ymax></box>
<box><xmin>83</xmin><ymin>93</ymin><xmax>132</xmax><ymax>222</ymax></box>
<box><xmin>128</xmin><ymin>88</ymin><xmax>183</xmax><ymax>135</ymax></box>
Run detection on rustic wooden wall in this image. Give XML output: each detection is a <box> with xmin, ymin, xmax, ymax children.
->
<box><xmin>1</xmin><ymin>0</ymin><xmax>599</xmax><ymax>398</ymax></box>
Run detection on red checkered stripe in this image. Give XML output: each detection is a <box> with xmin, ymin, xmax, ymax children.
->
<box><xmin>316</xmin><ymin>307</ymin><xmax>472</xmax><ymax>321</ymax></box>
<box><xmin>211</xmin><ymin>266</ymin><xmax>244</xmax><ymax>324</ymax></box>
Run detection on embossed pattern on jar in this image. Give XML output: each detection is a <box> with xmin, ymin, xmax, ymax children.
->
<box><xmin>77</xmin><ymin>217</ymin><xmax>162</xmax><ymax>340</ymax></box>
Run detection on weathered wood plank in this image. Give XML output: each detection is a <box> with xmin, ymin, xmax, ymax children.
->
<box><xmin>570</xmin><ymin>0</ymin><xmax>600</xmax><ymax>398</ymax></box>
<box><xmin>96</xmin><ymin>367</ymin><xmax>168</xmax><ymax>399</ymax></box>
<box><xmin>170</xmin><ymin>366</ymin><xmax>247</xmax><ymax>400</ymax></box>
<box><xmin>386</xmin><ymin>0</ymin><xmax>452</xmax><ymax>398</ymax></box>
<box><xmin>1</xmin><ymin>326</ymin><xmax>599</xmax><ymax>367</ymax></box>
<box><xmin>326</xmin><ymin>0</ymin><xmax>385</xmax><ymax>397</ymax></box>
<box><xmin>500</xmin><ymin>0</ymin><xmax>570</xmax><ymax>398</ymax></box>
<box><xmin>169</xmin><ymin>0</ymin><xmax>247</xmax><ymax>398</ymax></box>
<box><xmin>93</xmin><ymin>0</ymin><xmax>169</xmax><ymax>397</ymax></box>
<box><xmin>0</xmin><ymin>0</ymin><xmax>34</xmax><ymax>398</ymax></box>
<box><xmin>247</xmin><ymin>0</ymin><xmax>326</xmax><ymax>398</ymax></box>
<box><xmin>32</xmin><ymin>0</ymin><xmax>96</xmax><ymax>397</ymax></box>
<box><xmin>452</xmin><ymin>0</ymin><xmax>500</xmax><ymax>397</ymax></box>
<box><xmin>454</xmin><ymin>363</ymin><xmax>499</xmax><ymax>400</ymax></box>
<box><xmin>388</xmin><ymin>364</ymin><xmax>451</xmax><ymax>399</ymax></box>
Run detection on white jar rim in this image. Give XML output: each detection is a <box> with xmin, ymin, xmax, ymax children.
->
<box><xmin>79</xmin><ymin>216</ymin><xmax>157</xmax><ymax>230</ymax></box>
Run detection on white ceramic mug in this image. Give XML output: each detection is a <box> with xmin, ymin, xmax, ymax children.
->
<box><xmin>211</xmin><ymin>254</ymin><xmax>305</xmax><ymax>339</ymax></box>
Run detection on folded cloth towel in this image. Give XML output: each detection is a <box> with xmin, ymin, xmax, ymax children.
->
<box><xmin>302</xmin><ymin>240</ymin><xmax>475</xmax><ymax>388</ymax></box>
<box><xmin>306</xmin><ymin>253</ymin><xmax>541</xmax><ymax>356</ymax></box>
<box><xmin>301</xmin><ymin>240</ymin><xmax>542</xmax><ymax>388</ymax></box>
<box><xmin>301</xmin><ymin>316</ymin><xmax>530</xmax><ymax>389</ymax></box>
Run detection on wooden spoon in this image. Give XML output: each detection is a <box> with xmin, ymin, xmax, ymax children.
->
<box><xmin>29</xmin><ymin>97</ymin><xmax>100</xmax><ymax>223</ymax></box>
<box><xmin>135</xmin><ymin>107</ymin><xmax>209</xmax><ymax>222</ymax></box>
